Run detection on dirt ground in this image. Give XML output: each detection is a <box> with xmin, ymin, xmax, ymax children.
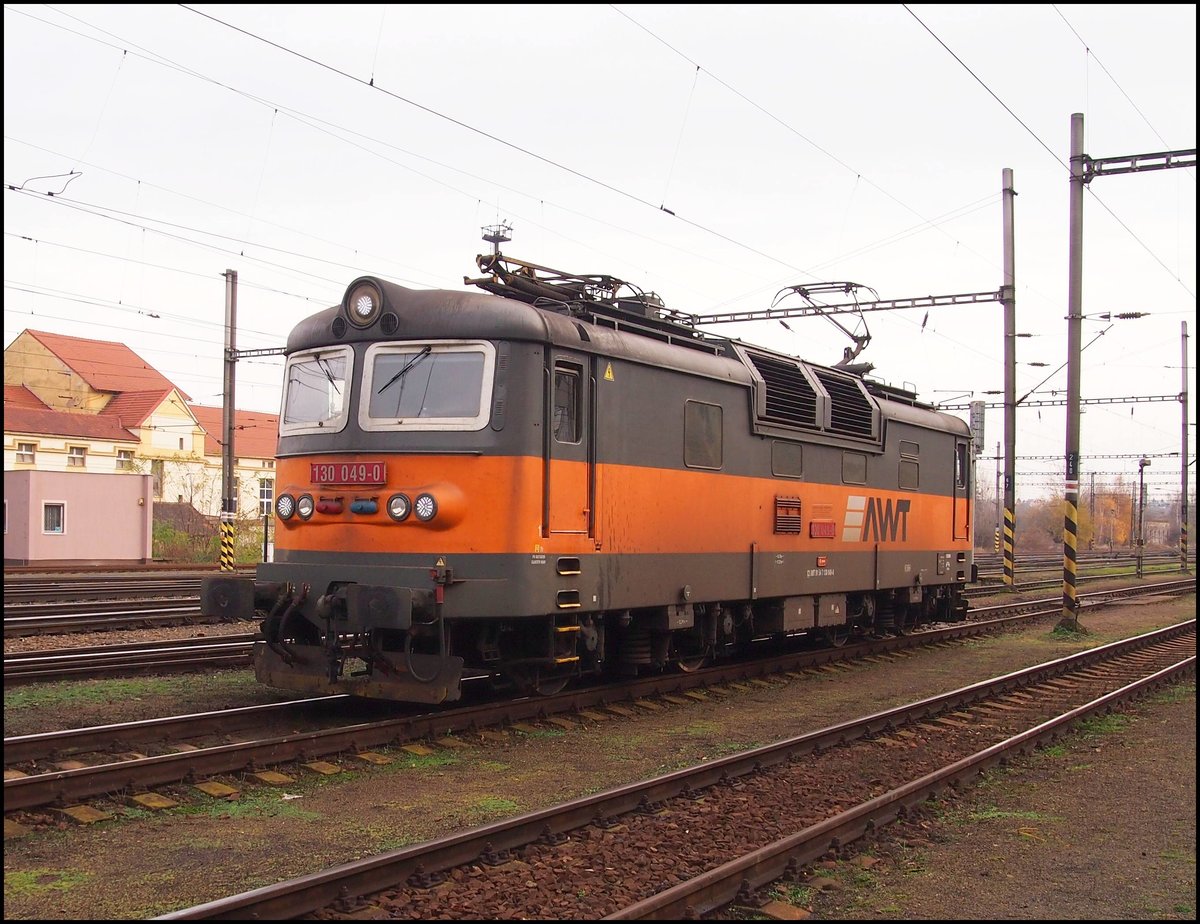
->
<box><xmin>3</xmin><ymin>590</ymin><xmax>1195</xmax><ymax>920</ymax></box>
<box><xmin>797</xmin><ymin>682</ymin><xmax>1195</xmax><ymax>920</ymax></box>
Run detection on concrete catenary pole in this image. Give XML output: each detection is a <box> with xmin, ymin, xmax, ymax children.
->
<box><xmin>1182</xmin><ymin>321</ymin><xmax>1190</xmax><ymax>573</ymax></box>
<box><xmin>1137</xmin><ymin>457</ymin><xmax>1150</xmax><ymax>577</ymax></box>
<box><xmin>221</xmin><ymin>269</ymin><xmax>238</xmax><ymax>572</ymax></box>
<box><xmin>995</xmin><ymin>440</ymin><xmax>1002</xmax><ymax>554</ymax></box>
<box><xmin>1002</xmin><ymin>167</ymin><xmax>1017</xmax><ymax>588</ymax></box>
<box><xmin>1059</xmin><ymin>114</ymin><xmax>1085</xmax><ymax>630</ymax></box>
<box><xmin>1089</xmin><ymin>472</ymin><xmax>1096</xmax><ymax>550</ymax></box>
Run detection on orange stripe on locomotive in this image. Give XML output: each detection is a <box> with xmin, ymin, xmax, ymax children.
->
<box><xmin>274</xmin><ymin>455</ymin><xmax>970</xmax><ymax>556</ymax></box>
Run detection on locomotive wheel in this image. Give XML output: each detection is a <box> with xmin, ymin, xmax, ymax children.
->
<box><xmin>671</xmin><ymin>635</ymin><xmax>711</xmax><ymax>673</ymax></box>
<box><xmin>822</xmin><ymin>625</ymin><xmax>850</xmax><ymax>648</ymax></box>
<box><xmin>508</xmin><ymin>664</ymin><xmax>572</xmax><ymax>697</ymax></box>
<box><xmin>674</xmin><ymin>650</ymin><xmax>710</xmax><ymax>673</ymax></box>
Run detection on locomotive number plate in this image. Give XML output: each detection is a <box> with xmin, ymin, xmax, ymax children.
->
<box><xmin>311</xmin><ymin>461</ymin><xmax>387</xmax><ymax>485</ymax></box>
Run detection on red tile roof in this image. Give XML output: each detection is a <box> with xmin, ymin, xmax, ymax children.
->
<box><xmin>25</xmin><ymin>330</ymin><xmax>189</xmax><ymax>400</ymax></box>
<box><xmin>188</xmin><ymin>404</ymin><xmax>279</xmax><ymax>460</ymax></box>
<box><xmin>4</xmin><ymin>385</ymin><xmax>50</xmax><ymax>409</ymax></box>
<box><xmin>98</xmin><ymin>389</ymin><xmax>177</xmax><ymax>427</ymax></box>
<box><xmin>5</xmin><ymin>407</ymin><xmax>139</xmax><ymax>442</ymax></box>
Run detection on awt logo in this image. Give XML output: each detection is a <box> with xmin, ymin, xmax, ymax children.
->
<box><xmin>842</xmin><ymin>496</ymin><xmax>912</xmax><ymax>542</ymax></box>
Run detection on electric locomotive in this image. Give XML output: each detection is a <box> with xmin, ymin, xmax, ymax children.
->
<box><xmin>202</xmin><ymin>254</ymin><xmax>974</xmax><ymax>703</ymax></box>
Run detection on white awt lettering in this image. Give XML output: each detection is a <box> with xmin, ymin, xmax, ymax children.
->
<box><xmin>844</xmin><ymin>496</ymin><xmax>912</xmax><ymax>542</ymax></box>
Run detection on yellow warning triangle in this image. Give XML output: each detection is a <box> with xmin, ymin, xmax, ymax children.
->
<box><xmin>603</xmin><ymin>362</ymin><xmax>614</xmax><ymax>381</ymax></box>
<box><xmin>435</xmin><ymin>557</ymin><xmax>446</xmax><ymax>567</ymax></box>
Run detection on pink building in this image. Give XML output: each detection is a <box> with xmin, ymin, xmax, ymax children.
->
<box><xmin>4</xmin><ymin>470</ymin><xmax>153</xmax><ymax>565</ymax></box>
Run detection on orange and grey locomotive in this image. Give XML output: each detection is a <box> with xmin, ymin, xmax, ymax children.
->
<box><xmin>202</xmin><ymin>255</ymin><xmax>974</xmax><ymax>704</ymax></box>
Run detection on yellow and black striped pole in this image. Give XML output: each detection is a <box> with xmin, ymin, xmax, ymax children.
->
<box><xmin>1062</xmin><ymin>484</ymin><xmax>1079</xmax><ymax>629</ymax></box>
<box><xmin>220</xmin><ymin>510</ymin><xmax>235</xmax><ymax>572</ymax></box>
<box><xmin>1002</xmin><ymin>507</ymin><xmax>1015</xmax><ymax>587</ymax></box>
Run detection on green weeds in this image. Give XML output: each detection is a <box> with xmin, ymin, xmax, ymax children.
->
<box><xmin>469</xmin><ymin>796</ymin><xmax>520</xmax><ymax>819</ymax></box>
<box><xmin>176</xmin><ymin>789</ymin><xmax>322</xmax><ymax>821</ymax></box>
<box><xmin>770</xmin><ymin>883</ymin><xmax>815</xmax><ymax>905</ymax></box>
<box><xmin>5</xmin><ymin>676</ymin><xmax>182</xmax><ymax>710</ymax></box>
<box><xmin>4</xmin><ymin>868</ymin><xmax>92</xmax><ymax>896</ymax></box>
<box><xmin>1075</xmin><ymin>713</ymin><xmax>1131</xmax><ymax>737</ymax></box>
<box><xmin>1149</xmin><ymin>682</ymin><xmax>1195</xmax><ymax>706</ymax></box>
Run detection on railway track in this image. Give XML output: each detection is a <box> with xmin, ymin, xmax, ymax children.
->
<box><xmin>4</xmin><ymin>580</ymin><xmax>205</xmax><ymax>604</ymax></box>
<box><xmin>2</xmin><ymin>634</ymin><xmax>257</xmax><ymax>685</ymax></box>
<box><xmin>5</xmin><ymin>558</ymin><xmax>1186</xmax><ymax>638</ymax></box>
<box><xmin>5</xmin><ymin>578</ymin><xmax>1192</xmax><ymax>815</ymax></box>
<box><xmin>3</xmin><ymin>556</ymin><xmax>1185</xmax><ymax>638</ymax></box>
<box><xmin>962</xmin><ymin>561</ymin><xmax>1192</xmax><ymax>597</ymax></box>
<box><xmin>153</xmin><ymin>618</ymin><xmax>1195</xmax><ymax>919</ymax></box>
<box><xmin>2</xmin><ymin>601</ymin><xmax>207</xmax><ymax>638</ymax></box>
<box><xmin>4</xmin><ymin>578</ymin><xmax>1190</xmax><ymax>686</ymax></box>
<box><xmin>2</xmin><ymin>567</ymin><xmax>253</xmax><ymax>602</ymax></box>
<box><xmin>973</xmin><ymin>552</ymin><xmax>1192</xmax><ymax>583</ymax></box>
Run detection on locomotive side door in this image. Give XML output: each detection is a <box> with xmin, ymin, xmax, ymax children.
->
<box><xmin>546</xmin><ymin>353</ymin><xmax>593</xmax><ymax>536</ymax></box>
<box><xmin>952</xmin><ymin>440</ymin><xmax>971</xmax><ymax>541</ymax></box>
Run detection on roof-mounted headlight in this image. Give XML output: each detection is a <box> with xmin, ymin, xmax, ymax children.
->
<box><xmin>344</xmin><ymin>279</ymin><xmax>383</xmax><ymax>329</ymax></box>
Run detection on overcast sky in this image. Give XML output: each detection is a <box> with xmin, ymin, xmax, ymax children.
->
<box><xmin>4</xmin><ymin>4</ymin><xmax>1195</xmax><ymax>499</ymax></box>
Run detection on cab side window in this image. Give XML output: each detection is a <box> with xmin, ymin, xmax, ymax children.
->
<box><xmin>955</xmin><ymin>443</ymin><xmax>968</xmax><ymax>489</ymax></box>
<box><xmin>684</xmin><ymin>400</ymin><xmax>723</xmax><ymax>469</ymax></box>
<box><xmin>553</xmin><ymin>365</ymin><xmax>581</xmax><ymax>443</ymax></box>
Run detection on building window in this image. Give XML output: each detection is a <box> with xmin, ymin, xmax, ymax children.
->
<box><xmin>179</xmin><ymin>437</ymin><xmax>185</xmax><ymax>450</ymax></box>
<box><xmin>260</xmin><ymin>479</ymin><xmax>275</xmax><ymax>516</ymax></box>
<box><xmin>17</xmin><ymin>442</ymin><xmax>36</xmax><ymax>464</ymax></box>
<box><xmin>117</xmin><ymin>449</ymin><xmax>134</xmax><ymax>470</ymax></box>
<box><xmin>43</xmin><ymin>502</ymin><xmax>65</xmax><ymax>534</ymax></box>
<box><xmin>264</xmin><ymin>460</ymin><xmax>275</xmax><ymax>469</ymax></box>
<box><xmin>151</xmin><ymin>460</ymin><xmax>164</xmax><ymax>499</ymax></box>
<box><xmin>68</xmin><ymin>445</ymin><xmax>87</xmax><ymax>468</ymax></box>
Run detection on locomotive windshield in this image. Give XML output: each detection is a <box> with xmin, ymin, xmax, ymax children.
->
<box><xmin>359</xmin><ymin>341</ymin><xmax>496</xmax><ymax>431</ymax></box>
<box><xmin>280</xmin><ymin>347</ymin><xmax>351</xmax><ymax>435</ymax></box>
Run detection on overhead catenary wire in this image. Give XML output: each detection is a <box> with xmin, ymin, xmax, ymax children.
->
<box><xmin>174</xmin><ymin>4</ymin><xmax>849</xmax><ymax>283</ymax></box>
<box><xmin>2</xmin><ymin>5</ymin><xmax>795</xmax><ymax>300</ymax></box>
<box><xmin>904</xmin><ymin>3</ymin><xmax>1196</xmax><ymax>301</ymax></box>
<box><xmin>3</xmin><ymin>231</ymin><xmax>332</xmax><ymax>304</ymax></box>
<box><xmin>1051</xmin><ymin>3</ymin><xmax>1192</xmax><ymax>159</ymax></box>
<box><xmin>4</xmin><ymin>6</ymin><xmax>1191</xmax><ymax>460</ymax></box>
